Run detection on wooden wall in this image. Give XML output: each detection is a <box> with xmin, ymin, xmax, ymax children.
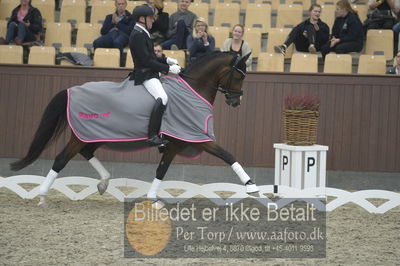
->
<box><xmin>0</xmin><ymin>64</ymin><xmax>399</xmax><ymax>172</ymax></box>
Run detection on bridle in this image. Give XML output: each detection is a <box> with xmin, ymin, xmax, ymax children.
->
<box><xmin>216</xmin><ymin>55</ymin><xmax>246</xmax><ymax>99</ymax></box>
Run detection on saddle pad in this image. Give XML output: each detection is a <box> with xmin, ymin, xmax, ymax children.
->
<box><xmin>67</xmin><ymin>76</ymin><xmax>215</xmax><ymax>157</ymax></box>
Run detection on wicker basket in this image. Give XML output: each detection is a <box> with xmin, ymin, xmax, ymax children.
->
<box><xmin>283</xmin><ymin>109</ymin><xmax>319</xmax><ymax>146</ymax></box>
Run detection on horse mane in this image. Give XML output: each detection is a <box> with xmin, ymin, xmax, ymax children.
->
<box><xmin>182</xmin><ymin>51</ymin><xmax>234</xmax><ymax>74</ymax></box>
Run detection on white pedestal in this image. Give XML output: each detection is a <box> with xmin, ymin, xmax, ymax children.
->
<box><xmin>274</xmin><ymin>143</ymin><xmax>328</xmax><ymax>194</ymax></box>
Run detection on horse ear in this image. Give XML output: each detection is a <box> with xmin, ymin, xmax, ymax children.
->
<box><xmin>239</xmin><ymin>52</ymin><xmax>251</xmax><ymax>64</ymax></box>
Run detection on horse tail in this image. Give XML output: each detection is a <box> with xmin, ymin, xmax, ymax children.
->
<box><xmin>10</xmin><ymin>90</ymin><xmax>68</xmax><ymax>171</ymax></box>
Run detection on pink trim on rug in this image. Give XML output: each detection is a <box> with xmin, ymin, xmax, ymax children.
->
<box><xmin>177</xmin><ymin>151</ymin><xmax>204</xmax><ymax>160</ymax></box>
<box><xmin>177</xmin><ymin>76</ymin><xmax>213</xmax><ymax>109</ymax></box>
<box><xmin>204</xmin><ymin>114</ymin><xmax>213</xmax><ymax>135</ymax></box>
<box><xmin>160</xmin><ymin>131</ymin><xmax>214</xmax><ymax>143</ymax></box>
<box><xmin>67</xmin><ymin>89</ymin><xmax>149</xmax><ymax>143</ymax></box>
<box><xmin>101</xmin><ymin>145</ymin><xmax>151</xmax><ymax>153</ymax></box>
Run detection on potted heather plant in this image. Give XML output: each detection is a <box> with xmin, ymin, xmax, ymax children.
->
<box><xmin>283</xmin><ymin>95</ymin><xmax>320</xmax><ymax>145</ymax></box>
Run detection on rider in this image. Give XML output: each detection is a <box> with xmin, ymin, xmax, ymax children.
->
<box><xmin>129</xmin><ymin>4</ymin><xmax>181</xmax><ymax>146</ymax></box>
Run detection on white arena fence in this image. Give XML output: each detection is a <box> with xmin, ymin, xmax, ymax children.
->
<box><xmin>1</xmin><ymin>175</ymin><xmax>400</xmax><ymax>214</ymax></box>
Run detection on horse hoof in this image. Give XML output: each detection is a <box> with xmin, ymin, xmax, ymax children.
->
<box><xmin>37</xmin><ymin>196</ymin><xmax>48</xmax><ymax>208</ymax></box>
<box><xmin>97</xmin><ymin>179</ymin><xmax>109</xmax><ymax>195</ymax></box>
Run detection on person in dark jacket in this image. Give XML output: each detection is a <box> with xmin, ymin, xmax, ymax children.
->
<box><xmin>364</xmin><ymin>0</ymin><xmax>396</xmax><ymax>32</ymax></box>
<box><xmin>186</xmin><ymin>17</ymin><xmax>215</xmax><ymax>63</ymax></box>
<box><xmin>147</xmin><ymin>0</ymin><xmax>169</xmax><ymax>43</ymax></box>
<box><xmin>0</xmin><ymin>0</ymin><xmax>42</xmax><ymax>45</ymax></box>
<box><xmin>320</xmin><ymin>0</ymin><xmax>364</xmax><ymax>59</ymax></box>
<box><xmin>129</xmin><ymin>5</ymin><xmax>181</xmax><ymax>146</ymax></box>
<box><xmin>93</xmin><ymin>0</ymin><xmax>133</xmax><ymax>54</ymax></box>
<box><xmin>274</xmin><ymin>4</ymin><xmax>329</xmax><ymax>55</ymax></box>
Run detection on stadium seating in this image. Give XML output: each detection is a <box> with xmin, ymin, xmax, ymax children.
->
<box><xmin>244</xmin><ymin>3</ymin><xmax>271</xmax><ymax>33</ymax></box>
<box><xmin>320</xmin><ymin>4</ymin><xmax>336</xmax><ymax>29</ymax></box>
<box><xmin>286</xmin><ymin>0</ymin><xmax>311</xmax><ymax>11</ymax></box>
<box><xmin>257</xmin><ymin>52</ymin><xmax>284</xmax><ymax>72</ymax></box>
<box><xmin>357</xmin><ymin>55</ymin><xmax>386</xmax><ymax>74</ymax></box>
<box><xmin>208</xmin><ymin>26</ymin><xmax>230</xmax><ymax>49</ymax></box>
<box><xmin>213</xmin><ymin>3</ymin><xmax>240</xmax><ymax>28</ymax></box>
<box><xmin>0</xmin><ymin>0</ymin><xmax>19</xmax><ymax>21</ymax></box>
<box><xmin>93</xmin><ymin>48</ymin><xmax>120</xmax><ymax>67</ymax></box>
<box><xmin>365</xmin><ymin>29</ymin><xmax>393</xmax><ymax>60</ymax></box>
<box><xmin>323</xmin><ymin>54</ymin><xmax>352</xmax><ymax>74</ymax></box>
<box><xmin>243</xmin><ymin>27</ymin><xmax>262</xmax><ymax>58</ymax></box>
<box><xmin>189</xmin><ymin>2</ymin><xmax>209</xmax><ymax>25</ymax></box>
<box><xmin>60</xmin><ymin>0</ymin><xmax>86</xmax><ymax>26</ymax></box>
<box><xmin>45</xmin><ymin>22</ymin><xmax>72</xmax><ymax>48</ymax></box>
<box><xmin>0</xmin><ymin>45</ymin><xmax>23</xmax><ymax>64</ymax></box>
<box><xmin>125</xmin><ymin>49</ymin><xmax>134</xmax><ymax>68</ymax></box>
<box><xmin>76</xmin><ymin>23</ymin><xmax>102</xmax><ymax>49</ymax></box>
<box><xmin>28</xmin><ymin>46</ymin><xmax>56</xmax><ymax>65</ymax></box>
<box><xmin>31</xmin><ymin>0</ymin><xmax>55</xmax><ymax>26</ymax></box>
<box><xmin>0</xmin><ymin>20</ymin><xmax>7</xmax><ymax>38</ymax></box>
<box><xmin>276</xmin><ymin>4</ymin><xmax>303</xmax><ymax>28</ymax></box>
<box><xmin>90</xmin><ymin>1</ymin><xmax>115</xmax><ymax>24</ymax></box>
<box><xmin>290</xmin><ymin>53</ymin><xmax>318</xmax><ymax>73</ymax></box>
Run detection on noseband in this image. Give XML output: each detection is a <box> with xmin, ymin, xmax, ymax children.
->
<box><xmin>217</xmin><ymin>56</ymin><xmax>246</xmax><ymax>99</ymax></box>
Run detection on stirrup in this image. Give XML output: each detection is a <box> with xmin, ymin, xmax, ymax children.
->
<box><xmin>146</xmin><ymin>135</ymin><xmax>169</xmax><ymax>146</ymax></box>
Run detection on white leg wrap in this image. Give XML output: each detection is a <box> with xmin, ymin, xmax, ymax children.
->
<box><xmin>39</xmin><ymin>169</ymin><xmax>58</xmax><ymax>196</ymax></box>
<box><xmin>147</xmin><ymin>178</ymin><xmax>162</xmax><ymax>200</ymax></box>
<box><xmin>231</xmin><ymin>162</ymin><xmax>251</xmax><ymax>184</ymax></box>
<box><xmin>89</xmin><ymin>157</ymin><xmax>110</xmax><ymax>180</ymax></box>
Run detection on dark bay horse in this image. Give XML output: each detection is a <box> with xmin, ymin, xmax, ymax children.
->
<box><xmin>10</xmin><ymin>51</ymin><xmax>259</xmax><ymax>206</ymax></box>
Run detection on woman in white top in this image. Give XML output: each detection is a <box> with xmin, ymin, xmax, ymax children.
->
<box><xmin>221</xmin><ymin>24</ymin><xmax>252</xmax><ymax>71</ymax></box>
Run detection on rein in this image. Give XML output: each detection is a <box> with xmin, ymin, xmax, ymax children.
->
<box><xmin>179</xmin><ymin>55</ymin><xmax>245</xmax><ymax>99</ymax></box>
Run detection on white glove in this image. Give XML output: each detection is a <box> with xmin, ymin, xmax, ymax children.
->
<box><xmin>166</xmin><ymin>57</ymin><xmax>179</xmax><ymax>65</ymax></box>
<box><xmin>169</xmin><ymin>64</ymin><xmax>181</xmax><ymax>74</ymax></box>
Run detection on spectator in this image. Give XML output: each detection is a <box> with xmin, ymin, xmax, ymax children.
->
<box><xmin>274</xmin><ymin>4</ymin><xmax>329</xmax><ymax>56</ymax></box>
<box><xmin>363</xmin><ymin>0</ymin><xmax>396</xmax><ymax>32</ymax></box>
<box><xmin>93</xmin><ymin>0</ymin><xmax>133</xmax><ymax>54</ymax></box>
<box><xmin>320</xmin><ymin>0</ymin><xmax>363</xmax><ymax>59</ymax></box>
<box><xmin>161</xmin><ymin>0</ymin><xmax>197</xmax><ymax>50</ymax></box>
<box><xmin>186</xmin><ymin>17</ymin><xmax>215</xmax><ymax>63</ymax></box>
<box><xmin>221</xmin><ymin>24</ymin><xmax>252</xmax><ymax>71</ymax></box>
<box><xmin>154</xmin><ymin>42</ymin><xmax>166</xmax><ymax>59</ymax></box>
<box><xmin>147</xmin><ymin>0</ymin><xmax>169</xmax><ymax>43</ymax></box>
<box><xmin>0</xmin><ymin>0</ymin><xmax>42</xmax><ymax>45</ymax></box>
<box><xmin>386</xmin><ymin>50</ymin><xmax>400</xmax><ymax>74</ymax></box>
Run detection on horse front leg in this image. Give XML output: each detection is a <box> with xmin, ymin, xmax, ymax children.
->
<box><xmin>198</xmin><ymin>142</ymin><xmax>259</xmax><ymax>195</ymax></box>
<box><xmin>147</xmin><ymin>142</ymin><xmax>184</xmax><ymax>204</ymax></box>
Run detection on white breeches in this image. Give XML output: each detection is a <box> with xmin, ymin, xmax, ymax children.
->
<box><xmin>143</xmin><ymin>78</ymin><xmax>168</xmax><ymax>105</ymax></box>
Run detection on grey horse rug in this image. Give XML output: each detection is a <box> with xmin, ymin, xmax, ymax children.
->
<box><xmin>67</xmin><ymin>76</ymin><xmax>215</xmax><ymax>158</ymax></box>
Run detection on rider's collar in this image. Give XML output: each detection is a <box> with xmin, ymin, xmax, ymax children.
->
<box><xmin>135</xmin><ymin>23</ymin><xmax>150</xmax><ymax>38</ymax></box>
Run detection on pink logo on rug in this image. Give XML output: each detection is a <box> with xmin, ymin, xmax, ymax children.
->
<box><xmin>79</xmin><ymin>112</ymin><xmax>111</xmax><ymax>119</ymax></box>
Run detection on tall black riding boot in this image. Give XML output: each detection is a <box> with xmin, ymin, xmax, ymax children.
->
<box><xmin>146</xmin><ymin>98</ymin><xmax>168</xmax><ymax>146</ymax></box>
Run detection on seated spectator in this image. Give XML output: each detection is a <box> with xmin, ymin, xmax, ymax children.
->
<box><xmin>221</xmin><ymin>24</ymin><xmax>252</xmax><ymax>71</ymax></box>
<box><xmin>0</xmin><ymin>0</ymin><xmax>42</xmax><ymax>45</ymax></box>
<box><xmin>274</xmin><ymin>4</ymin><xmax>329</xmax><ymax>56</ymax></box>
<box><xmin>161</xmin><ymin>0</ymin><xmax>197</xmax><ymax>50</ymax></box>
<box><xmin>186</xmin><ymin>17</ymin><xmax>215</xmax><ymax>63</ymax></box>
<box><xmin>93</xmin><ymin>0</ymin><xmax>133</xmax><ymax>54</ymax></box>
<box><xmin>147</xmin><ymin>0</ymin><xmax>169</xmax><ymax>43</ymax></box>
<box><xmin>154</xmin><ymin>42</ymin><xmax>166</xmax><ymax>59</ymax></box>
<box><xmin>363</xmin><ymin>0</ymin><xmax>396</xmax><ymax>33</ymax></box>
<box><xmin>386</xmin><ymin>50</ymin><xmax>400</xmax><ymax>74</ymax></box>
<box><xmin>320</xmin><ymin>0</ymin><xmax>363</xmax><ymax>59</ymax></box>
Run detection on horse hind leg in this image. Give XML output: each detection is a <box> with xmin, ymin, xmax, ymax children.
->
<box><xmin>198</xmin><ymin>142</ymin><xmax>259</xmax><ymax>195</ymax></box>
<box><xmin>79</xmin><ymin>143</ymin><xmax>109</xmax><ymax>195</ymax></box>
<box><xmin>38</xmin><ymin>135</ymin><xmax>86</xmax><ymax>207</ymax></box>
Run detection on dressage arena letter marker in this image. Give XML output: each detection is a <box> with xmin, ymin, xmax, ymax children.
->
<box><xmin>274</xmin><ymin>144</ymin><xmax>328</xmax><ymax>195</ymax></box>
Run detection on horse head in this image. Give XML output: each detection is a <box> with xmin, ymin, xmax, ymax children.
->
<box><xmin>180</xmin><ymin>51</ymin><xmax>251</xmax><ymax>107</ymax></box>
<box><xmin>218</xmin><ymin>52</ymin><xmax>251</xmax><ymax>107</ymax></box>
